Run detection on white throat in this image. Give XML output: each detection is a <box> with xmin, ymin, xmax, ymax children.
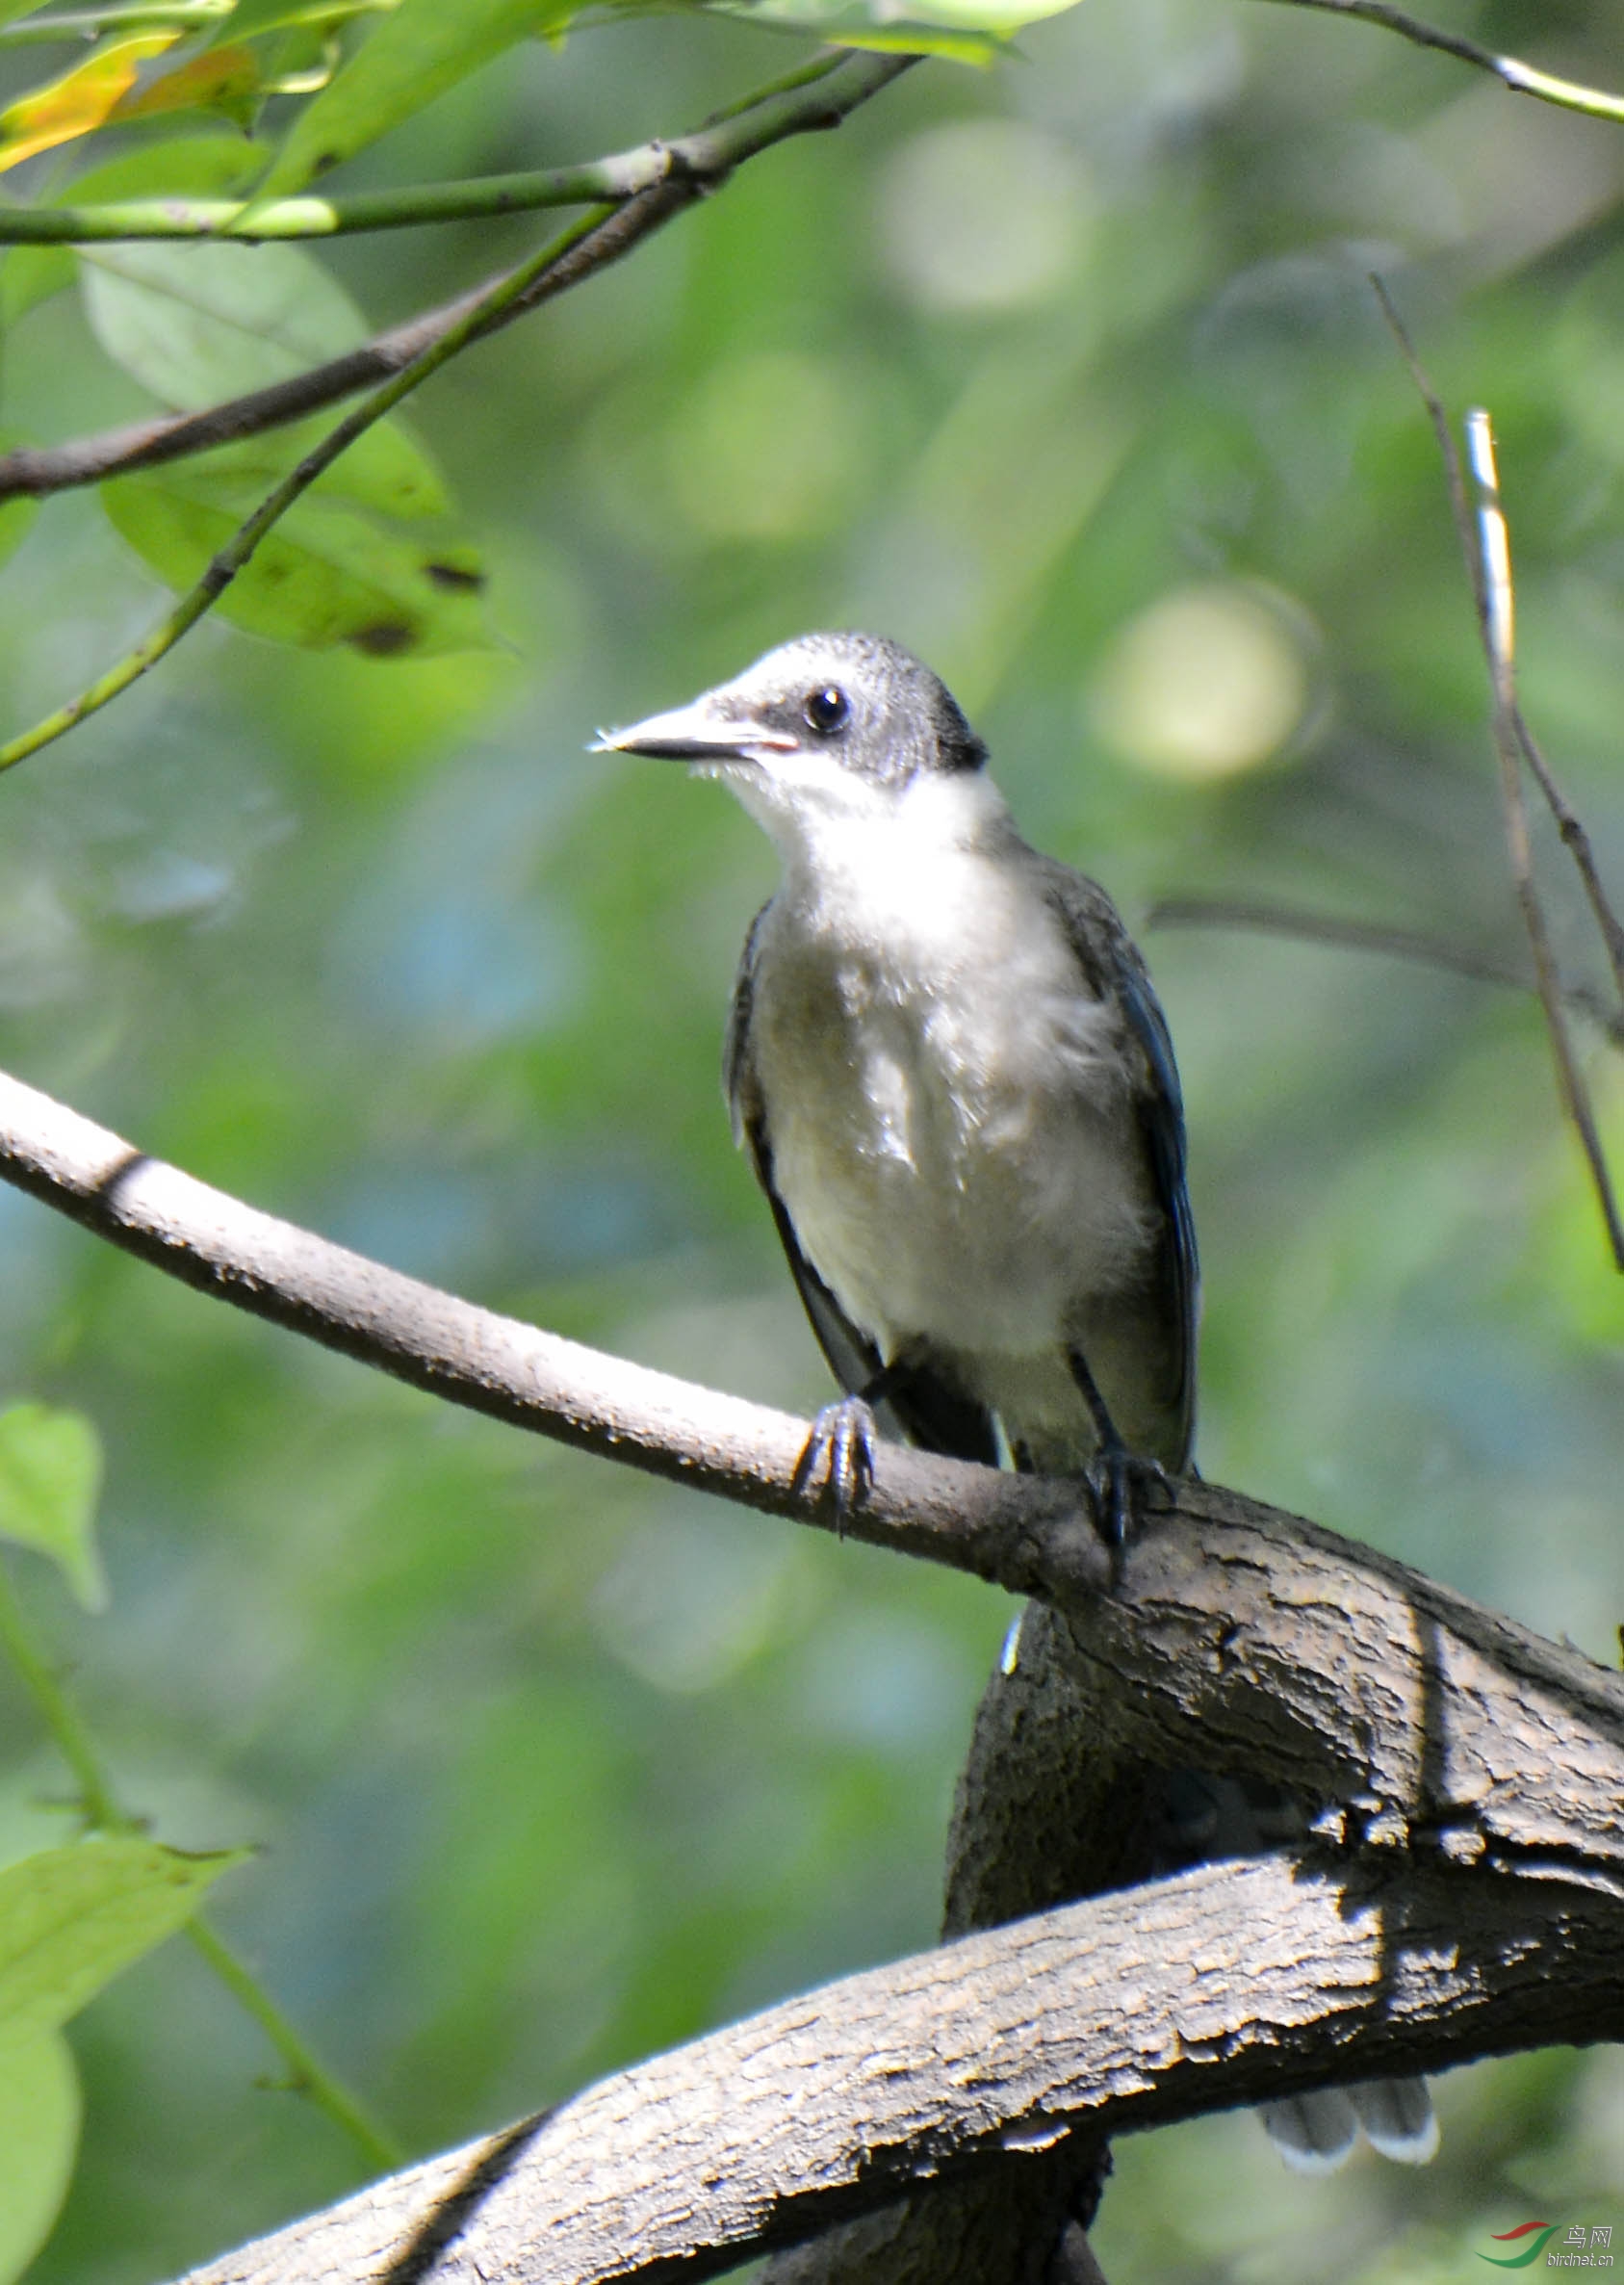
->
<box><xmin>739</xmin><ymin>762</ymin><xmax>1017</xmax><ymax>922</ymax></box>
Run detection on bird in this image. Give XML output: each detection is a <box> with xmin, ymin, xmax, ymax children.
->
<box><xmin>595</xmin><ymin>628</ymin><xmax>1435</xmax><ymax>2171</ymax></box>
<box><xmin>596</xmin><ymin>631</ymin><xmax>1194</xmax><ymax>1536</ymax></box>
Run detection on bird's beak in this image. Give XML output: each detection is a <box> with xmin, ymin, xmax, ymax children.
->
<box><xmin>590</xmin><ymin>692</ymin><xmax>797</xmax><ymax>765</ymax></box>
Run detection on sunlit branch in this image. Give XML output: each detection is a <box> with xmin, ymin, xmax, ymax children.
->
<box><xmin>0</xmin><ymin>51</ymin><xmax>916</xmax><ymax>503</ymax></box>
<box><xmin>0</xmin><ymin>165</ymin><xmax>660</xmax><ymax>244</ymax></box>
<box><xmin>1265</xmin><ymin>0</ymin><xmax>1624</xmax><ymax>124</ymax></box>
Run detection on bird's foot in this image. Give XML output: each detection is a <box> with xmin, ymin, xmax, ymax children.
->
<box><xmin>792</xmin><ymin>1395</ymin><xmax>879</xmax><ymax>1534</ymax></box>
<box><xmin>1082</xmin><ymin>1444</ymin><xmax>1173</xmax><ymax>1551</ymax></box>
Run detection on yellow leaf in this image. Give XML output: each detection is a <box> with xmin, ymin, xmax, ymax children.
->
<box><xmin>110</xmin><ymin>42</ymin><xmax>263</xmax><ymax>130</ymax></box>
<box><xmin>0</xmin><ymin>34</ymin><xmax>180</xmax><ymax>176</ymax></box>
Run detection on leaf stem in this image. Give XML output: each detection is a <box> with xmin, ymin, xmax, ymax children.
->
<box><xmin>0</xmin><ymin>1554</ymin><xmax>400</xmax><ymax>2170</ymax></box>
<box><xmin>0</xmin><ymin>1558</ymin><xmax>117</xmax><ymax>1828</ymax></box>
<box><xmin>182</xmin><ymin>1918</ymin><xmax>400</xmax><ymax>2170</ymax></box>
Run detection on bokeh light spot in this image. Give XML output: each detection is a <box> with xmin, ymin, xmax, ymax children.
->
<box><xmin>877</xmin><ymin>119</ymin><xmax>1095</xmax><ymax>314</ymax></box>
<box><xmin>1089</xmin><ymin>581</ymin><xmax>1316</xmax><ymax>781</ymax></box>
<box><xmin>665</xmin><ymin>350</ymin><xmax>858</xmax><ymax>542</ymax></box>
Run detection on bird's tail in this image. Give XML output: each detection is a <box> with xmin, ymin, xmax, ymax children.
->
<box><xmin>1152</xmin><ymin>1771</ymin><xmax>1438</xmax><ymax>2172</ymax></box>
<box><xmin>1261</xmin><ymin>2080</ymin><xmax>1439</xmax><ymax>2171</ymax></box>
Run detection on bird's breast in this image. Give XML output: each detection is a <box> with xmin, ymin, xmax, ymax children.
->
<box><xmin>749</xmin><ymin>851</ymin><xmax>1157</xmax><ymax>1361</ymax></box>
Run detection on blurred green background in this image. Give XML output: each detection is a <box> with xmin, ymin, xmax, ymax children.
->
<box><xmin>0</xmin><ymin>2</ymin><xmax>1618</xmax><ymax>2278</ymax></box>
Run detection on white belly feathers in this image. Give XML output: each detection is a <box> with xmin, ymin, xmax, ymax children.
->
<box><xmin>749</xmin><ymin>820</ymin><xmax>1157</xmax><ymax>1366</ymax></box>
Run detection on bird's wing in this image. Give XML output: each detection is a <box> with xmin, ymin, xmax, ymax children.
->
<box><xmin>726</xmin><ymin>904</ymin><xmax>1001</xmax><ymax>1467</ymax></box>
<box><xmin>1038</xmin><ymin>862</ymin><xmax>1200</xmax><ymax>1470</ymax></box>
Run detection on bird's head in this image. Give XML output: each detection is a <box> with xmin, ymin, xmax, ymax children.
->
<box><xmin>592</xmin><ymin>632</ymin><xmax>989</xmax><ymax>856</ymax></box>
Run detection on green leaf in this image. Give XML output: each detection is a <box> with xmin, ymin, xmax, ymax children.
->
<box><xmin>0</xmin><ymin>244</ymin><xmax>73</xmax><ymax>327</ymax></box>
<box><xmin>103</xmin><ymin>450</ymin><xmax>489</xmax><ymax>655</ymax></box>
<box><xmin>80</xmin><ymin>237</ymin><xmax>367</xmax><ymax>409</ymax></box>
<box><xmin>0</xmin><ymin>489</ymin><xmax>36</xmax><ymax>575</ymax></box>
<box><xmin>64</xmin><ymin>130</ymin><xmax>266</xmax><ymax>207</ymax></box>
<box><xmin>252</xmin><ymin>0</ymin><xmax>570</xmax><ymax>202</ymax></box>
<box><xmin>0</xmin><ymin>2028</ymin><xmax>79</xmax><ymax>2285</ymax></box>
<box><xmin>195</xmin><ymin>414</ymin><xmax>453</xmax><ymax>519</ymax></box>
<box><xmin>0</xmin><ymin>33</ymin><xmax>181</xmax><ymax>175</ymax></box>
<box><xmin>0</xmin><ymin>1839</ymin><xmax>245</xmax><ymax>2047</ymax></box>
<box><xmin>111</xmin><ymin>41</ymin><xmax>265</xmax><ymax>134</ymax></box>
<box><xmin>0</xmin><ymin>1405</ymin><xmax>104</xmax><ymax>1613</ymax></box>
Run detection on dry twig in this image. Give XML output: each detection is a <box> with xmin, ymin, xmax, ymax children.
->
<box><xmin>1374</xmin><ymin>278</ymin><xmax>1624</xmax><ymax>1271</ymax></box>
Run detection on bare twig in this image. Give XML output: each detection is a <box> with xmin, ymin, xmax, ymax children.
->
<box><xmin>1147</xmin><ymin>896</ymin><xmax>1624</xmax><ymax>1046</ymax></box>
<box><xmin>1262</xmin><ymin>0</ymin><xmax>1624</xmax><ymax>124</ymax></box>
<box><xmin>1374</xmin><ymin>280</ymin><xmax>1624</xmax><ymax>1271</ymax></box>
<box><xmin>1376</xmin><ymin>283</ymin><xmax>1624</xmax><ymax>1041</ymax></box>
<box><xmin>0</xmin><ymin>52</ymin><xmax>917</xmax><ymax>505</ymax></box>
<box><xmin>1370</xmin><ymin>279</ymin><xmax>1485</xmax><ymax>629</ymax></box>
<box><xmin>1509</xmin><ymin>710</ymin><xmax>1624</xmax><ymax>1006</ymax></box>
<box><xmin>1469</xmin><ymin>413</ymin><xmax>1624</xmax><ymax>1268</ymax></box>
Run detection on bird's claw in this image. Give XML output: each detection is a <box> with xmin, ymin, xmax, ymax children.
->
<box><xmin>1083</xmin><ymin>1445</ymin><xmax>1173</xmax><ymax>1551</ymax></box>
<box><xmin>793</xmin><ymin>1394</ymin><xmax>879</xmax><ymax>1534</ymax></box>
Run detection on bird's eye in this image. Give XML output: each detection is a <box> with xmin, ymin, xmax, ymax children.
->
<box><xmin>802</xmin><ymin>685</ymin><xmax>850</xmax><ymax>736</ymax></box>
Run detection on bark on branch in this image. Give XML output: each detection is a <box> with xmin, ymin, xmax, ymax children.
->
<box><xmin>0</xmin><ymin>1062</ymin><xmax>1618</xmax><ymax>1895</ymax></box>
<box><xmin>165</xmin><ymin>1854</ymin><xmax>1621</xmax><ymax>2285</ymax></box>
<box><xmin>1</xmin><ymin>1061</ymin><xmax>1619</xmax><ymax>2281</ymax></box>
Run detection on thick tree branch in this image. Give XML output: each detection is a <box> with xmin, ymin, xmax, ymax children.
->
<box><xmin>0</xmin><ymin>1062</ymin><xmax>1618</xmax><ymax>1882</ymax></box>
<box><xmin>0</xmin><ymin>52</ymin><xmax>916</xmax><ymax>505</ymax></box>
<box><xmin>2</xmin><ymin>1072</ymin><xmax>1619</xmax><ymax>2283</ymax></box>
<box><xmin>0</xmin><ymin>1068</ymin><xmax>1114</xmax><ymax>1591</ymax></box>
<box><xmin>163</xmin><ymin>1851</ymin><xmax>1620</xmax><ymax>2285</ymax></box>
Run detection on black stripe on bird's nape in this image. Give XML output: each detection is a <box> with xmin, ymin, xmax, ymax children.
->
<box><xmin>932</xmin><ymin>685</ymin><xmax>988</xmax><ymax>773</ymax></box>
